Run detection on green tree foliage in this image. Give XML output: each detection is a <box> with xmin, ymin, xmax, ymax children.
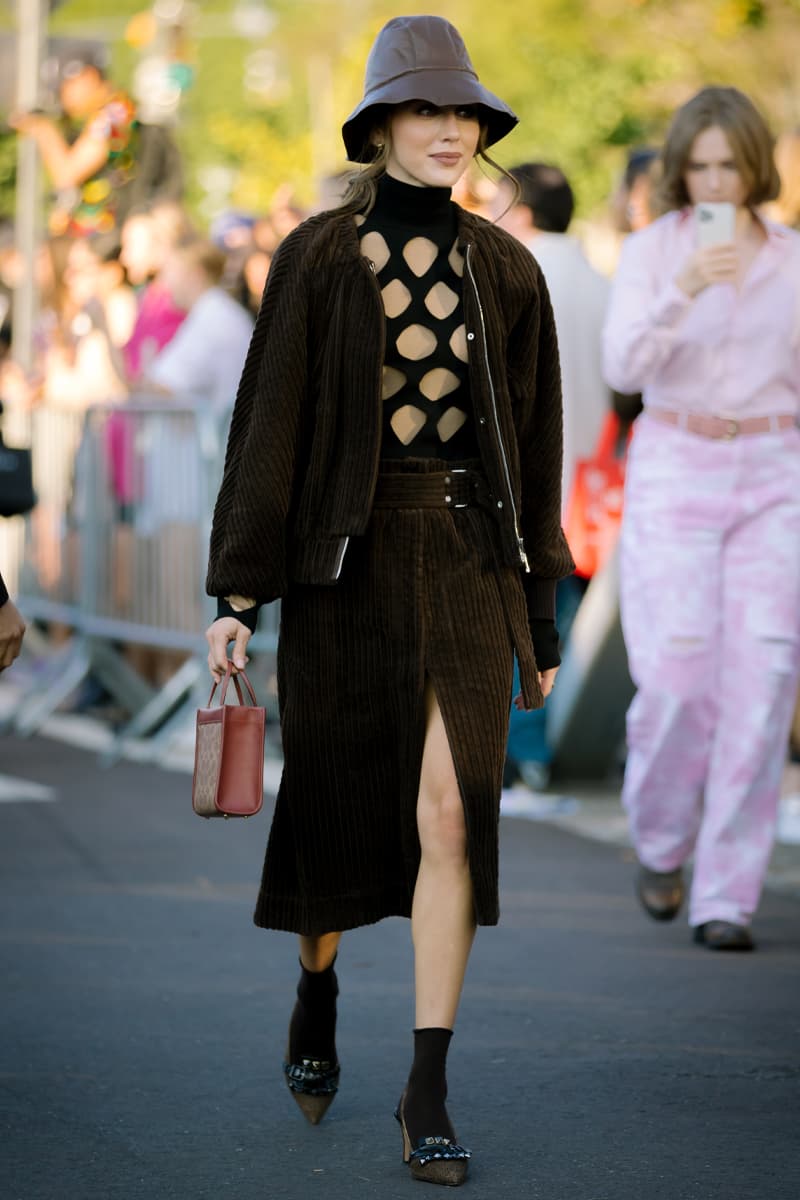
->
<box><xmin>0</xmin><ymin>0</ymin><xmax>798</xmax><ymax>221</ymax></box>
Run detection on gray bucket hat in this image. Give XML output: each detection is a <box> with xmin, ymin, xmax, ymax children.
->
<box><xmin>342</xmin><ymin>15</ymin><xmax>518</xmax><ymax>163</ymax></box>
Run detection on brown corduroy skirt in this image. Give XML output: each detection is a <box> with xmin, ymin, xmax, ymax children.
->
<box><xmin>254</xmin><ymin>458</ymin><xmax>538</xmax><ymax>935</ymax></box>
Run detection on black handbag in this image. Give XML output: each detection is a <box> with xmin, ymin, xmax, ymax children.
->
<box><xmin>0</xmin><ymin>437</ymin><xmax>36</xmax><ymax>518</ymax></box>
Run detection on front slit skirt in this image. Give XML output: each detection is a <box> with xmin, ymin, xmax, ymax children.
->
<box><xmin>253</xmin><ymin>459</ymin><xmax>538</xmax><ymax>935</ymax></box>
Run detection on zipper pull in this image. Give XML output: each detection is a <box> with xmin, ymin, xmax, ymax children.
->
<box><xmin>519</xmin><ymin>541</ymin><xmax>530</xmax><ymax>573</ymax></box>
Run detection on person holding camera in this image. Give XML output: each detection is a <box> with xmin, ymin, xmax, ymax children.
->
<box><xmin>204</xmin><ymin>14</ymin><xmax>572</xmax><ymax>1184</ymax></box>
<box><xmin>603</xmin><ymin>87</ymin><xmax>800</xmax><ymax>952</ymax></box>
<box><xmin>9</xmin><ymin>56</ymin><xmax>137</xmax><ymax>237</ymax></box>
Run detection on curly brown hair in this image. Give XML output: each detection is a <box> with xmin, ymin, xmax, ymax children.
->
<box><xmin>656</xmin><ymin>86</ymin><xmax>780</xmax><ymax>213</ymax></box>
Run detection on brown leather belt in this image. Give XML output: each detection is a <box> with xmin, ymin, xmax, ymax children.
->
<box><xmin>648</xmin><ymin>408</ymin><xmax>797</xmax><ymax>440</ymax></box>
<box><xmin>372</xmin><ymin>467</ymin><xmax>492</xmax><ymax>509</ymax></box>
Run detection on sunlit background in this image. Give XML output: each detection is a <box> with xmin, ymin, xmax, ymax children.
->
<box><xmin>2</xmin><ymin>0</ymin><xmax>799</xmax><ymax>223</ymax></box>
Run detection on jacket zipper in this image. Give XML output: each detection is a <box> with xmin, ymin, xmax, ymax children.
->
<box><xmin>464</xmin><ymin>243</ymin><xmax>530</xmax><ymax>572</ymax></box>
<box><xmin>330</xmin><ymin>256</ymin><xmax>384</xmax><ymax>582</ymax></box>
<box><xmin>332</xmin><ymin>535</ymin><xmax>350</xmax><ymax>580</ymax></box>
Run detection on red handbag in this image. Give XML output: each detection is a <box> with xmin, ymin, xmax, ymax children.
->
<box><xmin>192</xmin><ymin>662</ymin><xmax>265</xmax><ymax>818</ymax></box>
<box><xmin>564</xmin><ymin>413</ymin><xmax>630</xmax><ymax>580</ymax></box>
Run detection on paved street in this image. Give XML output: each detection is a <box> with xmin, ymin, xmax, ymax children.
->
<box><xmin>1</xmin><ymin>734</ymin><xmax>799</xmax><ymax>1200</ymax></box>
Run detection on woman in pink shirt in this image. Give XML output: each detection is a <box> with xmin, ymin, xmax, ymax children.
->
<box><xmin>603</xmin><ymin>87</ymin><xmax>800</xmax><ymax>951</ymax></box>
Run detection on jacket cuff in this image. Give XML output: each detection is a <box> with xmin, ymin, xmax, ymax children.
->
<box><xmin>216</xmin><ymin>597</ymin><xmax>260</xmax><ymax>633</ymax></box>
<box><xmin>530</xmin><ymin>618</ymin><xmax>561</xmax><ymax>671</ymax></box>
<box><xmin>523</xmin><ymin>575</ymin><xmax>557</xmax><ymax>622</ymax></box>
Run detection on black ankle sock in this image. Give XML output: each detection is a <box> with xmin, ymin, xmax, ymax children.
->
<box><xmin>287</xmin><ymin>957</ymin><xmax>338</xmax><ymax>1066</ymax></box>
<box><xmin>403</xmin><ymin>1027</ymin><xmax>455</xmax><ymax>1146</ymax></box>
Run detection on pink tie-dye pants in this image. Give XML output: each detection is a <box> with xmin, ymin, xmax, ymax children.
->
<box><xmin>620</xmin><ymin>415</ymin><xmax>800</xmax><ymax>927</ymax></box>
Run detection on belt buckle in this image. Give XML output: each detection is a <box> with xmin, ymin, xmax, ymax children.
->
<box><xmin>722</xmin><ymin>419</ymin><xmax>739</xmax><ymax>440</ymax></box>
<box><xmin>448</xmin><ymin>467</ymin><xmax>469</xmax><ymax>508</ymax></box>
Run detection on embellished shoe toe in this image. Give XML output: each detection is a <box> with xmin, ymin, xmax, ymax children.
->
<box><xmin>395</xmin><ymin>1103</ymin><xmax>470</xmax><ymax>1187</ymax></box>
<box><xmin>283</xmin><ymin>1054</ymin><xmax>340</xmax><ymax>1125</ymax></box>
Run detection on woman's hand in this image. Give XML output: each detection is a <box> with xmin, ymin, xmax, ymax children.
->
<box><xmin>206</xmin><ymin>616</ymin><xmax>252</xmax><ymax>683</ymax></box>
<box><xmin>675</xmin><ymin>243</ymin><xmax>738</xmax><ymax>298</ymax></box>
<box><xmin>513</xmin><ymin>666</ymin><xmax>559</xmax><ymax>711</ymax></box>
<box><xmin>539</xmin><ymin>667</ymin><xmax>558</xmax><ymax>699</ymax></box>
<box><xmin>0</xmin><ymin>599</ymin><xmax>26</xmax><ymax>671</ymax></box>
<box><xmin>7</xmin><ymin>110</ymin><xmax>48</xmax><ymax>137</ymax></box>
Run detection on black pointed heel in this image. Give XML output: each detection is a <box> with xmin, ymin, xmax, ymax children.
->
<box><xmin>283</xmin><ymin>1050</ymin><xmax>340</xmax><ymax>1125</ymax></box>
<box><xmin>394</xmin><ymin>1095</ymin><xmax>470</xmax><ymax>1187</ymax></box>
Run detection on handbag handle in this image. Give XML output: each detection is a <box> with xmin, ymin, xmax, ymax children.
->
<box><xmin>207</xmin><ymin>660</ymin><xmax>259</xmax><ymax>708</ymax></box>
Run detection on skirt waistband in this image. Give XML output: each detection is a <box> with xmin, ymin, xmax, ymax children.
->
<box><xmin>372</xmin><ymin>467</ymin><xmax>491</xmax><ymax>510</ymax></box>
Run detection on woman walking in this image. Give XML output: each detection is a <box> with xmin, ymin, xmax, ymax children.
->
<box><xmin>603</xmin><ymin>87</ymin><xmax>800</xmax><ymax>952</ymax></box>
<box><xmin>205</xmin><ymin>15</ymin><xmax>572</xmax><ymax>1184</ymax></box>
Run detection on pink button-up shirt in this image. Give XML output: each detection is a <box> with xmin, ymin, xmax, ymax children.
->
<box><xmin>602</xmin><ymin>209</ymin><xmax>800</xmax><ymax>419</ymax></box>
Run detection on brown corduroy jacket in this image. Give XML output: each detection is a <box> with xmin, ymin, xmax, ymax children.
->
<box><xmin>206</xmin><ymin>204</ymin><xmax>574</xmax><ymax>623</ymax></box>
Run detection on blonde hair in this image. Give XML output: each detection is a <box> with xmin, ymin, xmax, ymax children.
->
<box><xmin>338</xmin><ymin>112</ymin><xmax>520</xmax><ymax>214</ymax></box>
<box><xmin>656</xmin><ymin>86</ymin><xmax>780</xmax><ymax>212</ymax></box>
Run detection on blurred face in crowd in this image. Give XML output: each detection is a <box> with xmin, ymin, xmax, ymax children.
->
<box><xmin>384</xmin><ymin>101</ymin><xmax>481</xmax><ymax>189</ymax></box>
<box><xmin>683</xmin><ymin>125</ymin><xmax>748</xmax><ymax>208</ymax></box>
<box><xmin>59</xmin><ymin>64</ymin><xmax>106</xmax><ymax>119</ymax></box>
<box><xmin>490</xmin><ymin>179</ymin><xmax>532</xmax><ymax>240</ymax></box>
<box><xmin>243</xmin><ymin>249</ymin><xmax>271</xmax><ymax>302</ymax></box>
<box><xmin>160</xmin><ymin>249</ymin><xmax>213</xmax><ymax>311</ymax></box>
<box><xmin>120</xmin><ymin>215</ymin><xmax>161</xmax><ymax>286</ymax></box>
<box><xmin>63</xmin><ymin>240</ymin><xmax>103</xmax><ymax>306</ymax></box>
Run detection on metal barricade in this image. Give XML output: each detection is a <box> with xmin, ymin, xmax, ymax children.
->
<box><xmin>10</xmin><ymin>397</ymin><xmax>279</xmax><ymax>759</ymax></box>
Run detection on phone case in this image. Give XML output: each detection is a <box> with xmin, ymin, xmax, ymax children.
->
<box><xmin>695</xmin><ymin>202</ymin><xmax>735</xmax><ymax>247</ymax></box>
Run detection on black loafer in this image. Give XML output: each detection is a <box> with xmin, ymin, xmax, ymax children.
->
<box><xmin>692</xmin><ymin>921</ymin><xmax>754</xmax><ymax>951</ymax></box>
<box><xmin>636</xmin><ymin>865</ymin><xmax>684</xmax><ymax>921</ymax></box>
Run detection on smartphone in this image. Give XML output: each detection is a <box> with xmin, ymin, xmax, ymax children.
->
<box><xmin>695</xmin><ymin>202</ymin><xmax>736</xmax><ymax>247</ymax></box>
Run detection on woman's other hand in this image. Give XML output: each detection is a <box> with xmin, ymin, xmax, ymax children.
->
<box><xmin>539</xmin><ymin>667</ymin><xmax>558</xmax><ymax>699</ymax></box>
<box><xmin>206</xmin><ymin>617</ymin><xmax>252</xmax><ymax>683</ymax></box>
<box><xmin>676</xmin><ymin>243</ymin><xmax>738</xmax><ymax>298</ymax></box>
<box><xmin>0</xmin><ymin>599</ymin><xmax>26</xmax><ymax>671</ymax></box>
<box><xmin>513</xmin><ymin>666</ymin><xmax>559</xmax><ymax>711</ymax></box>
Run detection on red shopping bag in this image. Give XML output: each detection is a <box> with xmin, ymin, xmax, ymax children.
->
<box><xmin>564</xmin><ymin>413</ymin><xmax>630</xmax><ymax>579</ymax></box>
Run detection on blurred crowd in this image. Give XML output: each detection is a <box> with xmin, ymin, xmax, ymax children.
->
<box><xmin>2</xmin><ymin>55</ymin><xmax>800</xmax><ymax>768</ymax></box>
<box><xmin>2</xmin><ymin>57</ymin><xmax>798</xmax><ymax>437</ymax></box>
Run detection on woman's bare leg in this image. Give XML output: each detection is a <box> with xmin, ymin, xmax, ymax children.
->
<box><xmin>412</xmin><ymin>681</ymin><xmax>476</xmax><ymax>1028</ymax></box>
<box><xmin>299</xmin><ymin>931</ymin><xmax>341</xmax><ymax>972</ymax></box>
<box><xmin>399</xmin><ymin>680</ymin><xmax>476</xmax><ymax>1157</ymax></box>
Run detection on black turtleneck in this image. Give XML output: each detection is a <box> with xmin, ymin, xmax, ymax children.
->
<box><xmin>357</xmin><ymin>173</ymin><xmax>478</xmax><ymax>462</ymax></box>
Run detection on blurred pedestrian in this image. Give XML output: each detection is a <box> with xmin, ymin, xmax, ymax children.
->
<box><xmin>493</xmin><ymin>162</ymin><xmax>610</xmax><ymax>788</ymax></box>
<box><xmin>10</xmin><ymin>55</ymin><xmax>137</xmax><ymax>237</ymax></box>
<box><xmin>204</xmin><ymin>13</ymin><xmax>571</xmax><ymax>1185</ymax></box>
<box><xmin>43</xmin><ymin>233</ymin><xmax>135</xmax><ymax>408</ymax></box>
<box><xmin>0</xmin><ymin>568</ymin><xmax>25</xmax><ymax>670</ymax></box>
<box><xmin>143</xmin><ymin>236</ymin><xmax>253</xmax><ymax>412</ymax></box>
<box><xmin>603</xmin><ymin>86</ymin><xmax>800</xmax><ymax>952</ymax></box>
<box><xmin>611</xmin><ymin>146</ymin><xmax>659</xmax><ymax>236</ymax></box>
<box><xmin>119</xmin><ymin>201</ymin><xmax>193</xmax><ymax>381</ymax></box>
<box><xmin>494</xmin><ymin>163</ymin><xmax>610</xmax><ymax>514</ymax></box>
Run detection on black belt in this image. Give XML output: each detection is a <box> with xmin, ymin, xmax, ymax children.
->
<box><xmin>372</xmin><ymin>468</ymin><xmax>492</xmax><ymax>510</ymax></box>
